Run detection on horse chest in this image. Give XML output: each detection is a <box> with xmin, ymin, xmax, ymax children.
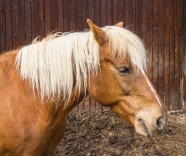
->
<box><xmin>0</xmin><ymin>100</ymin><xmax>66</xmax><ymax>155</ymax></box>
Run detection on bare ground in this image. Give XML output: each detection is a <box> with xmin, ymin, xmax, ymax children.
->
<box><xmin>54</xmin><ymin>110</ymin><xmax>186</xmax><ymax>156</ymax></box>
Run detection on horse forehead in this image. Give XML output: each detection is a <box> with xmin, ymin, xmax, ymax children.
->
<box><xmin>116</xmin><ymin>55</ymin><xmax>130</xmax><ymax>64</ymax></box>
<box><xmin>100</xmin><ymin>47</ymin><xmax>130</xmax><ymax>65</ymax></box>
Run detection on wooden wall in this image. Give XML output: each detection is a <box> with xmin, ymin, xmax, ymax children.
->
<box><xmin>0</xmin><ymin>0</ymin><xmax>185</xmax><ymax>111</ymax></box>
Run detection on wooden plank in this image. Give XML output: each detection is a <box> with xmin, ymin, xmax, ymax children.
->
<box><xmin>31</xmin><ymin>0</ymin><xmax>38</xmax><ymax>39</ymax></box>
<box><xmin>18</xmin><ymin>0</ymin><xmax>25</xmax><ymax>46</ymax></box>
<box><xmin>5</xmin><ymin>0</ymin><xmax>12</xmax><ymax>51</ymax></box>
<box><xmin>57</xmin><ymin>0</ymin><xmax>63</xmax><ymax>32</ymax></box>
<box><xmin>0</xmin><ymin>0</ymin><xmax>6</xmax><ymax>53</ymax></box>
<box><xmin>82</xmin><ymin>0</ymin><xmax>89</xmax><ymax>29</ymax></box>
<box><xmin>88</xmin><ymin>0</ymin><xmax>95</xmax><ymax>23</ymax></box>
<box><xmin>136</xmin><ymin>0</ymin><xmax>142</xmax><ymax>37</ymax></box>
<box><xmin>158</xmin><ymin>0</ymin><xmax>164</xmax><ymax>101</ymax></box>
<box><xmin>100</xmin><ymin>0</ymin><xmax>106</xmax><ymax>26</ymax></box>
<box><xmin>129</xmin><ymin>0</ymin><xmax>136</xmax><ymax>32</ymax></box>
<box><xmin>112</xmin><ymin>0</ymin><xmax>117</xmax><ymax>24</ymax></box>
<box><xmin>25</xmin><ymin>0</ymin><xmax>32</xmax><ymax>44</ymax></box>
<box><xmin>141</xmin><ymin>0</ymin><xmax>149</xmax><ymax>47</ymax></box>
<box><xmin>141</xmin><ymin>0</ymin><xmax>147</xmax><ymax>46</ymax></box>
<box><xmin>38</xmin><ymin>0</ymin><xmax>45</xmax><ymax>38</ymax></box>
<box><xmin>117</xmin><ymin>0</ymin><xmax>124</xmax><ymax>23</ymax></box>
<box><xmin>63</xmin><ymin>0</ymin><xmax>70</xmax><ymax>32</ymax></box>
<box><xmin>69</xmin><ymin>0</ymin><xmax>76</xmax><ymax>31</ymax></box>
<box><xmin>169</xmin><ymin>0</ymin><xmax>175</xmax><ymax>110</ymax></box>
<box><xmin>124</xmin><ymin>0</ymin><xmax>130</xmax><ymax>26</ymax></box>
<box><xmin>94</xmin><ymin>0</ymin><xmax>101</xmax><ymax>26</ymax></box>
<box><xmin>174</xmin><ymin>0</ymin><xmax>182</xmax><ymax>109</ymax></box>
<box><xmin>152</xmin><ymin>0</ymin><xmax>159</xmax><ymax>92</ymax></box>
<box><xmin>44</xmin><ymin>0</ymin><xmax>51</xmax><ymax>34</ymax></box>
<box><xmin>11</xmin><ymin>0</ymin><xmax>19</xmax><ymax>48</ymax></box>
<box><xmin>50</xmin><ymin>0</ymin><xmax>58</xmax><ymax>31</ymax></box>
<box><xmin>106</xmin><ymin>0</ymin><xmax>112</xmax><ymax>25</ymax></box>
<box><xmin>182</xmin><ymin>0</ymin><xmax>186</xmax><ymax>113</ymax></box>
<box><xmin>163</xmin><ymin>0</ymin><xmax>170</xmax><ymax>110</ymax></box>
<box><xmin>145</xmin><ymin>0</ymin><xmax>153</xmax><ymax>85</ymax></box>
<box><xmin>75</xmin><ymin>0</ymin><xmax>82</xmax><ymax>31</ymax></box>
<box><xmin>141</xmin><ymin>0</ymin><xmax>150</xmax><ymax>79</ymax></box>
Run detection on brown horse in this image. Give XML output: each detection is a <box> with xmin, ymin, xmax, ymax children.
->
<box><xmin>0</xmin><ymin>19</ymin><xmax>166</xmax><ymax>155</ymax></box>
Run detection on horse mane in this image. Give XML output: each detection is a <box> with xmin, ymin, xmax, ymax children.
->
<box><xmin>15</xmin><ymin>26</ymin><xmax>147</xmax><ymax>101</ymax></box>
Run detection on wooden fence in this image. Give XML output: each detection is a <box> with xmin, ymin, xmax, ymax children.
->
<box><xmin>0</xmin><ymin>0</ymin><xmax>185</xmax><ymax>111</ymax></box>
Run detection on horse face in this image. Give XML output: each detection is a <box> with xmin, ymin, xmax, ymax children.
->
<box><xmin>87</xmin><ymin>19</ymin><xmax>166</xmax><ymax>137</ymax></box>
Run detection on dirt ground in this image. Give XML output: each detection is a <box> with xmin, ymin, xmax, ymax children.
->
<box><xmin>54</xmin><ymin>109</ymin><xmax>186</xmax><ymax>156</ymax></box>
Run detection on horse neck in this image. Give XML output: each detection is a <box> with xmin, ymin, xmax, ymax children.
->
<box><xmin>55</xmin><ymin>87</ymin><xmax>87</xmax><ymax>118</ymax></box>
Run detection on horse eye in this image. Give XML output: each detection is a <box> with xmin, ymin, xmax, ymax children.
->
<box><xmin>117</xmin><ymin>66</ymin><xmax>129</xmax><ymax>75</ymax></box>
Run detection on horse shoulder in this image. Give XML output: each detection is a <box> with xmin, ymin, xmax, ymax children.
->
<box><xmin>0</xmin><ymin>50</ymin><xmax>67</xmax><ymax>155</ymax></box>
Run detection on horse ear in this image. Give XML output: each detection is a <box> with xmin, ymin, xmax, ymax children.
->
<box><xmin>87</xmin><ymin>19</ymin><xmax>106</xmax><ymax>45</ymax></box>
<box><xmin>115</xmin><ymin>22</ymin><xmax>124</xmax><ymax>28</ymax></box>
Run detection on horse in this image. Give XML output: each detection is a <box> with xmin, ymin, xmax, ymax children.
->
<box><xmin>0</xmin><ymin>19</ymin><xmax>166</xmax><ymax>155</ymax></box>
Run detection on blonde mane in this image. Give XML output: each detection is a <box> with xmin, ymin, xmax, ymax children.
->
<box><xmin>15</xmin><ymin>26</ymin><xmax>147</xmax><ymax>101</ymax></box>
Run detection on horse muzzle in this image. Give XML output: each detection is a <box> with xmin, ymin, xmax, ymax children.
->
<box><xmin>135</xmin><ymin>111</ymin><xmax>167</xmax><ymax>137</ymax></box>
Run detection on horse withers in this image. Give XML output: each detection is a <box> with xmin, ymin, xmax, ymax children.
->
<box><xmin>0</xmin><ymin>19</ymin><xmax>166</xmax><ymax>155</ymax></box>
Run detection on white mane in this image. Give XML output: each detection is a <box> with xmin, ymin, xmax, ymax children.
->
<box><xmin>15</xmin><ymin>26</ymin><xmax>147</xmax><ymax>101</ymax></box>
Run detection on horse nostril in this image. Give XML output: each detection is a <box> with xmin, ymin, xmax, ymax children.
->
<box><xmin>138</xmin><ymin>118</ymin><xmax>143</xmax><ymax>123</ymax></box>
<box><xmin>156</xmin><ymin>117</ymin><xmax>165</xmax><ymax>131</ymax></box>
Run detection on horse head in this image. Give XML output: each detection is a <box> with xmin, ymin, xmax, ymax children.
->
<box><xmin>87</xmin><ymin>19</ymin><xmax>167</xmax><ymax>137</ymax></box>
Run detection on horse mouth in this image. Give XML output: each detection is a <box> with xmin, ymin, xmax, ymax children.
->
<box><xmin>138</xmin><ymin>119</ymin><xmax>152</xmax><ymax>137</ymax></box>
